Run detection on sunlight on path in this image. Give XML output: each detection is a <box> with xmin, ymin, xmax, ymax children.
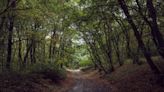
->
<box><xmin>66</xmin><ymin>69</ymin><xmax>112</xmax><ymax>92</ymax></box>
<box><xmin>66</xmin><ymin>68</ymin><xmax>81</xmax><ymax>73</ymax></box>
<box><xmin>67</xmin><ymin>79</ymin><xmax>111</xmax><ymax>92</ymax></box>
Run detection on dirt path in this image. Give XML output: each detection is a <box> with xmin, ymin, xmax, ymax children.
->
<box><xmin>66</xmin><ymin>69</ymin><xmax>112</xmax><ymax>92</ymax></box>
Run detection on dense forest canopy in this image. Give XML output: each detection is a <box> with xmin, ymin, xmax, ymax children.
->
<box><xmin>0</xmin><ymin>0</ymin><xmax>164</xmax><ymax>82</ymax></box>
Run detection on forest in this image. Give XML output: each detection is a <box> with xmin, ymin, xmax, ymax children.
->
<box><xmin>0</xmin><ymin>0</ymin><xmax>164</xmax><ymax>92</ymax></box>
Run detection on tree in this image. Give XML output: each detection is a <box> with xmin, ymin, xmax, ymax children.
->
<box><xmin>6</xmin><ymin>0</ymin><xmax>16</xmax><ymax>70</ymax></box>
<box><xmin>117</xmin><ymin>0</ymin><xmax>161</xmax><ymax>74</ymax></box>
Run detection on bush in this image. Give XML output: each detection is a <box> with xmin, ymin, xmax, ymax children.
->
<box><xmin>79</xmin><ymin>60</ymin><xmax>93</xmax><ymax>67</ymax></box>
<box><xmin>0</xmin><ymin>62</ymin><xmax>66</xmax><ymax>92</ymax></box>
<box><xmin>28</xmin><ymin>62</ymin><xmax>66</xmax><ymax>82</ymax></box>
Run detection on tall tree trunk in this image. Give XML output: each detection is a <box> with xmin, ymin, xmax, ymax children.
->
<box><xmin>49</xmin><ymin>31</ymin><xmax>56</xmax><ymax>59</ymax></box>
<box><xmin>146</xmin><ymin>0</ymin><xmax>164</xmax><ymax>58</ymax></box>
<box><xmin>104</xmin><ymin>18</ymin><xmax>115</xmax><ymax>71</ymax></box>
<box><xmin>0</xmin><ymin>16</ymin><xmax>6</xmax><ymax>71</ymax></box>
<box><xmin>112</xmin><ymin>13</ymin><xmax>133</xmax><ymax>60</ymax></box>
<box><xmin>30</xmin><ymin>43</ymin><xmax>33</xmax><ymax>63</ymax></box>
<box><xmin>0</xmin><ymin>16</ymin><xmax>5</xmax><ymax>32</ymax></box>
<box><xmin>112</xmin><ymin>38</ymin><xmax>123</xmax><ymax>66</ymax></box>
<box><xmin>6</xmin><ymin>18</ymin><xmax>13</xmax><ymax>70</ymax></box>
<box><xmin>23</xmin><ymin>41</ymin><xmax>33</xmax><ymax>67</ymax></box>
<box><xmin>107</xmin><ymin>51</ymin><xmax>114</xmax><ymax>72</ymax></box>
<box><xmin>83</xmin><ymin>35</ymin><xmax>107</xmax><ymax>73</ymax></box>
<box><xmin>6</xmin><ymin>0</ymin><xmax>16</xmax><ymax>70</ymax></box>
<box><xmin>87</xmin><ymin>48</ymin><xmax>98</xmax><ymax>69</ymax></box>
<box><xmin>17</xmin><ymin>29</ymin><xmax>23</xmax><ymax>68</ymax></box>
<box><xmin>33</xmin><ymin>43</ymin><xmax>36</xmax><ymax>63</ymax></box>
<box><xmin>49</xmin><ymin>40</ymin><xmax>52</xmax><ymax>59</ymax></box>
<box><xmin>135</xmin><ymin>0</ymin><xmax>164</xmax><ymax>58</ymax></box>
<box><xmin>30</xmin><ymin>39</ymin><xmax>36</xmax><ymax>64</ymax></box>
<box><xmin>132</xmin><ymin>45</ymin><xmax>141</xmax><ymax>65</ymax></box>
<box><xmin>117</xmin><ymin>0</ymin><xmax>161</xmax><ymax>74</ymax></box>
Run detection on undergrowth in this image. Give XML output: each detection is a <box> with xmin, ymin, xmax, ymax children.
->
<box><xmin>0</xmin><ymin>62</ymin><xmax>66</xmax><ymax>92</ymax></box>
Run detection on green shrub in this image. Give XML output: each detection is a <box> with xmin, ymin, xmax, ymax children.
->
<box><xmin>79</xmin><ymin>60</ymin><xmax>93</xmax><ymax>67</ymax></box>
<box><xmin>28</xmin><ymin>62</ymin><xmax>66</xmax><ymax>82</ymax></box>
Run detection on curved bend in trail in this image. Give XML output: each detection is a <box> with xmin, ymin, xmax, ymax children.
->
<box><xmin>66</xmin><ymin>69</ymin><xmax>112</xmax><ymax>92</ymax></box>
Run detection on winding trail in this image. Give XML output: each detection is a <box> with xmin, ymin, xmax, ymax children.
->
<box><xmin>66</xmin><ymin>69</ymin><xmax>112</xmax><ymax>92</ymax></box>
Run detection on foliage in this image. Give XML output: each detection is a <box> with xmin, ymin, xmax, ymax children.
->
<box><xmin>0</xmin><ymin>0</ymin><xmax>164</xmax><ymax>86</ymax></box>
<box><xmin>29</xmin><ymin>62</ymin><xmax>66</xmax><ymax>81</ymax></box>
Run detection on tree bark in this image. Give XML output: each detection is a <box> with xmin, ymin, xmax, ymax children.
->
<box><xmin>0</xmin><ymin>16</ymin><xmax>5</xmax><ymax>32</ymax></box>
<box><xmin>146</xmin><ymin>0</ymin><xmax>164</xmax><ymax>58</ymax></box>
<box><xmin>23</xmin><ymin>41</ymin><xmax>33</xmax><ymax>67</ymax></box>
<box><xmin>135</xmin><ymin>0</ymin><xmax>164</xmax><ymax>58</ymax></box>
<box><xmin>6</xmin><ymin>0</ymin><xmax>16</xmax><ymax>70</ymax></box>
<box><xmin>118</xmin><ymin>0</ymin><xmax>161</xmax><ymax>74</ymax></box>
<box><xmin>17</xmin><ymin>29</ymin><xmax>23</xmax><ymax>69</ymax></box>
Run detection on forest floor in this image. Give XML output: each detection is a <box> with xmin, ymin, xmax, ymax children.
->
<box><xmin>0</xmin><ymin>70</ymin><xmax>74</xmax><ymax>92</ymax></box>
<box><xmin>0</xmin><ymin>67</ymin><xmax>116</xmax><ymax>92</ymax></box>
<box><xmin>64</xmin><ymin>57</ymin><xmax>164</xmax><ymax>92</ymax></box>
<box><xmin>105</xmin><ymin>57</ymin><xmax>164</xmax><ymax>92</ymax></box>
<box><xmin>0</xmin><ymin>57</ymin><xmax>164</xmax><ymax>92</ymax></box>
